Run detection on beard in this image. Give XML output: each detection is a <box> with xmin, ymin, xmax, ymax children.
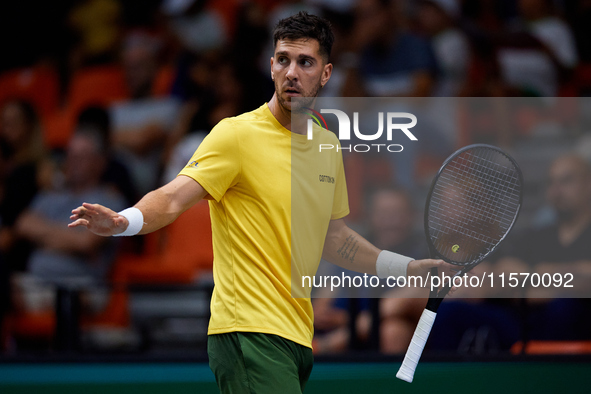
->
<box><xmin>275</xmin><ymin>77</ymin><xmax>322</xmax><ymax>113</ymax></box>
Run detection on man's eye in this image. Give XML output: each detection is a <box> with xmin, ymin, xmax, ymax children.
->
<box><xmin>300</xmin><ymin>59</ymin><xmax>312</xmax><ymax>66</ymax></box>
<box><xmin>278</xmin><ymin>57</ymin><xmax>288</xmax><ymax>64</ymax></box>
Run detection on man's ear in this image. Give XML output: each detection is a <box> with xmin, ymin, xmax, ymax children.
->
<box><xmin>321</xmin><ymin>62</ymin><xmax>333</xmax><ymax>87</ymax></box>
<box><xmin>270</xmin><ymin>57</ymin><xmax>275</xmax><ymax>80</ymax></box>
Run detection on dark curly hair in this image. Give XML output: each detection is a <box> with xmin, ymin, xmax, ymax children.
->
<box><xmin>272</xmin><ymin>11</ymin><xmax>334</xmax><ymax>61</ymax></box>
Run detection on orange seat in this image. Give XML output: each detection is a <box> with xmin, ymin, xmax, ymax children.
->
<box><xmin>81</xmin><ymin>288</ymin><xmax>130</xmax><ymax>328</ymax></box>
<box><xmin>112</xmin><ymin>201</ymin><xmax>213</xmax><ymax>285</ymax></box>
<box><xmin>46</xmin><ymin>64</ymin><xmax>175</xmax><ymax>149</ymax></box>
<box><xmin>67</xmin><ymin>65</ymin><xmax>128</xmax><ymax>117</ymax></box>
<box><xmin>7</xmin><ymin>202</ymin><xmax>213</xmax><ymax>340</ymax></box>
<box><xmin>42</xmin><ymin>106</ymin><xmax>77</xmax><ymax>149</ymax></box>
<box><xmin>67</xmin><ymin>64</ymin><xmax>175</xmax><ymax>116</ymax></box>
<box><xmin>6</xmin><ymin>311</ymin><xmax>56</xmax><ymax>341</ymax></box>
<box><xmin>0</xmin><ymin>65</ymin><xmax>60</xmax><ymax>119</ymax></box>
<box><xmin>511</xmin><ymin>340</ymin><xmax>591</xmax><ymax>355</ymax></box>
<box><xmin>90</xmin><ymin>202</ymin><xmax>212</xmax><ymax>329</ymax></box>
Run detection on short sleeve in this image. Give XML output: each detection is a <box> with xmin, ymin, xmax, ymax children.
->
<box><xmin>178</xmin><ymin>119</ymin><xmax>241</xmax><ymax>202</ymax></box>
<box><xmin>331</xmin><ymin>147</ymin><xmax>350</xmax><ymax>220</ymax></box>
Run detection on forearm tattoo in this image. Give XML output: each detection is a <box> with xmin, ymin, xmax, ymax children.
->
<box><xmin>337</xmin><ymin>234</ymin><xmax>360</xmax><ymax>264</ymax></box>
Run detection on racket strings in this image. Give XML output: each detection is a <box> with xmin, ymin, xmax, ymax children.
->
<box><xmin>427</xmin><ymin>147</ymin><xmax>522</xmax><ymax>265</ymax></box>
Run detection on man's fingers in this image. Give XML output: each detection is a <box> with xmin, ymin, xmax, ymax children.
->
<box><xmin>84</xmin><ymin>202</ymin><xmax>116</xmax><ymax>218</ymax></box>
<box><xmin>82</xmin><ymin>202</ymin><xmax>102</xmax><ymax>214</ymax></box>
<box><xmin>425</xmin><ymin>259</ymin><xmax>445</xmax><ymax>268</ymax></box>
<box><xmin>71</xmin><ymin>206</ymin><xmax>86</xmax><ymax>216</ymax></box>
<box><xmin>71</xmin><ymin>203</ymin><xmax>100</xmax><ymax>220</ymax></box>
<box><xmin>68</xmin><ymin>218</ymin><xmax>89</xmax><ymax>228</ymax></box>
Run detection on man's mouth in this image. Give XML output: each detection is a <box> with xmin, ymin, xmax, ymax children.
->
<box><xmin>284</xmin><ymin>87</ymin><xmax>301</xmax><ymax>96</ymax></box>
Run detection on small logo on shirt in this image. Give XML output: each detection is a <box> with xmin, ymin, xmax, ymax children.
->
<box><xmin>187</xmin><ymin>160</ymin><xmax>199</xmax><ymax>168</ymax></box>
<box><xmin>319</xmin><ymin>175</ymin><xmax>335</xmax><ymax>184</ymax></box>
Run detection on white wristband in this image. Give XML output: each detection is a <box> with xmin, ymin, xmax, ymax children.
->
<box><xmin>376</xmin><ymin>250</ymin><xmax>414</xmax><ymax>279</ymax></box>
<box><xmin>113</xmin><ymin>207</ymin><xmax>144</xmax><ymax>237</ymax></box>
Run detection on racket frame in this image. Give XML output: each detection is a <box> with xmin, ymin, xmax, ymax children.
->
<box><xmin>423</xmin><ymin>143</ymin><xmax>523</xmax><ymax>310</ymax></box>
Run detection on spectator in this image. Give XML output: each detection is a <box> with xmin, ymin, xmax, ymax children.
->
<box><xmin>341</xmin><ymin>0</ymin><xmax>437</xmax><ymax>97</ymax></box>
<box><xmin>417</xmin><ymin>0</ymin><xmax>471</xmax><ymax>96</ymax></box>
<box><xmin>0</xmin><ymin>100</ymin><xmax>48</xmax><ymax>271</ymax></box>
<box><xmin>338</xmin><ymin>0</ymin><xmax>442</xmax><ymax>190</ymax></box>
<box><xmin>564</xmin><ymin>0</ymin><xmax>591</xmax><ymax>64</ymax></box>
<box><xmin>109</xmin><ymin>32</ymin><xmax>181</xmax><ymax>194</ymax></box>
<box><xmin>162</xmin><ymin>57</ymin><xmax>250</xmax><ymax>183</ymax></box>
<box><xmin>0</xmin><ymin>100</ymin><xmax>48</xmax><ymax>336</ymax></box>
<box><xmin>68</xmin><ymin>0</ymin><xmax>123</xmax><ymax>68</ymax></box>
<box><xmin>16</xmin><ymin>127</ymin><xmax>125</xmax><ymax>283</ymax></box>
<box><xmin>10</xmin><ymin>127</ymin><xmax>124</xmax><ymax>344</ymax></box>
<box><xmin>497</xmin><ymin>154</ymin><xmax>591</xmax><ymax>340</ymax></box>
<box><xmin>318</xmin><ymin>8</ymin><xmax>355</xmax><ymax>97</ymax></box>
<box><xmin>77</xmin><ymin>106</ymin><xmax>138</xmax><ymax>206</ymax></box>
<box><xmin>161</xmin><ymin>0</ymin><xmax>228</xmax><ymax>53</ymax></box>
<box><xmin>428</xmin><ymin>154</ymin><xmax>591</xmax><ymax>353</ymax></box>
<box><xmin>496</xmin><ymin>0</ymin><xmax>578</xmax><ymax>96</ymax></box>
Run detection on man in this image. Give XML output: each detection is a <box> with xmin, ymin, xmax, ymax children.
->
<box><xmin>342</xmin><ymin>0</ymin><xmax>437</xmax><ymax>98</ymax></box>
<box><xmin>416</xmin><ymin>0</ymin><xmax>471</xmax><ymax>97</ymax></box>
<box><xmin>19</xmin><ymin>127</ymin><xmax>125</xmax><ymax>282</ymax></box>
<box><xmin>110</xmin><ymin>31</ymin><xmax>180</xmax><ymax>194</ymax></box>
<box><xmin>428</xmin><ymin>154</ymin><xmax>591</xmax><ymax>352</ymax></box>
<box><xmin>12</xmin><ymin>127</ymin><xmax>124</xmax><ymax>345</ymax></box>
<box><xmin>497</xmin><ymin>154</ymin><xmax>591</xmax><ymax>340</ymax></box>
<box><xmin>70</xmin><ymin>12</ymin><xmax>450</xmax><ymax>393</ymax></box>
<box><xmin>340</xmin><ymin>0</ymin><xmax>440</xmax><ymax>190</ymax></box>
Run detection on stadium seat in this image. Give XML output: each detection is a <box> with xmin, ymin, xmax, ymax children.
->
<box><xmin>4</xmin><ymin>310</ymin><xmax>56</xmax><ymax>346</ymax></box>
<box><xmin>0</xmin><ymin>64</ymin><xmax>60</xmax><ymax>119</ymax></box>
<box><xmin>511</xmin><ymin>340</ymin><xmax>591</xmax><ymax>355</ymax></box>
<box><xmin>67</xmin><ymin>64</ymin><xmax>175</xmax><ymax>116</ymax></box>
<box><xmin>66</xmin><ymin>65</ymin><xmax>128</xmax><ymax>117</ymax></box>
<box><xmin>42</xmin><ymin>106</ymin><xmax>77</xmax><ymax>149</ymax></box>
<box><xmin>89</xmin><ymin>202</ymin><xmax>213</xmax><ymax>334</ymax></box>
<box><xmin>43</xmin><ymin>64</ymin><xmax>175</xmax><ymax>150</ymax></box>
<box><xmin>111</xmin><ymin>201</ymin><xmax>214</xmax><ymax>285</ymax></box>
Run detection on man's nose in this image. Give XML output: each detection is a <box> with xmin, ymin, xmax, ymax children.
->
<box><xmin>286</xmin><ymin>62</ymin><xmax>298</xmax><ymax>80</ymax></box>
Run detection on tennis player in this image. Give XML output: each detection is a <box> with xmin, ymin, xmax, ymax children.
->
<box><xmin>69</xmin><ymin>12</ymin><xmax>451</xmax><ymax>393</ymax></box>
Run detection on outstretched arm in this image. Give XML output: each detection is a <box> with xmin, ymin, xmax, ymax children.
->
<box><xmin>322</xmin><ymin>218</ymin><xmax>454</xmax><ymax>278</ymax></box>
<box><xmin>69</xmin><ymin>175</ymin><xmax>208</xmax><ymax>236</ymax></box>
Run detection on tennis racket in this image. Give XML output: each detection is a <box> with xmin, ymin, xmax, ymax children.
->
<box><xmin>396</xmin><ymin>144</ymin><xmax>523</xmax><ymax>383</ymax></box>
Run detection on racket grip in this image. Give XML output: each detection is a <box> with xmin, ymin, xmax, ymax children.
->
<box><xmin>396</xmin><ymin>309</ymin><xmax>437</xmax><ymax>383</ymax></box>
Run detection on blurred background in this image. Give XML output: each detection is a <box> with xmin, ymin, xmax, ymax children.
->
<box><xmin>1</xmin><ymin>0</ymin><xmax>591</xmax><ymax>392</ymax></box>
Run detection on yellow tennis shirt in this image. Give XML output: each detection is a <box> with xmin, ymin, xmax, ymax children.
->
<box><xmin>178</xmin><ymin>103</ymin><xmax>349</xmax><ymax>348</ymax></box>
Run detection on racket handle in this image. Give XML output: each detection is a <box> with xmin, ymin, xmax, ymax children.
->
<box><xmin>396</xmin><ymin>309</ymin><xmax>437</xmax><ymax>383</ymax></box>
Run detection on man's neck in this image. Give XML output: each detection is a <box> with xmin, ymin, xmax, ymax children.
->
<box><xmin>267</xmin><ymin>94</ymin><xmax>308</xmax><ymax>134</ymax></box>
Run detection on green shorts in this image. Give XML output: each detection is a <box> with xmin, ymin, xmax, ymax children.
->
<box><xmin>208</xmin><ymin>332</ymin><xmax>314</xmax><ymax>394</ymax></box>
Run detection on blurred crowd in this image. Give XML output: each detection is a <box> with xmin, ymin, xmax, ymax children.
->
<box><xmin>1</xmin><ymin>0</ymin><xmax>591</xmax><ymax>354</ymax></box>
